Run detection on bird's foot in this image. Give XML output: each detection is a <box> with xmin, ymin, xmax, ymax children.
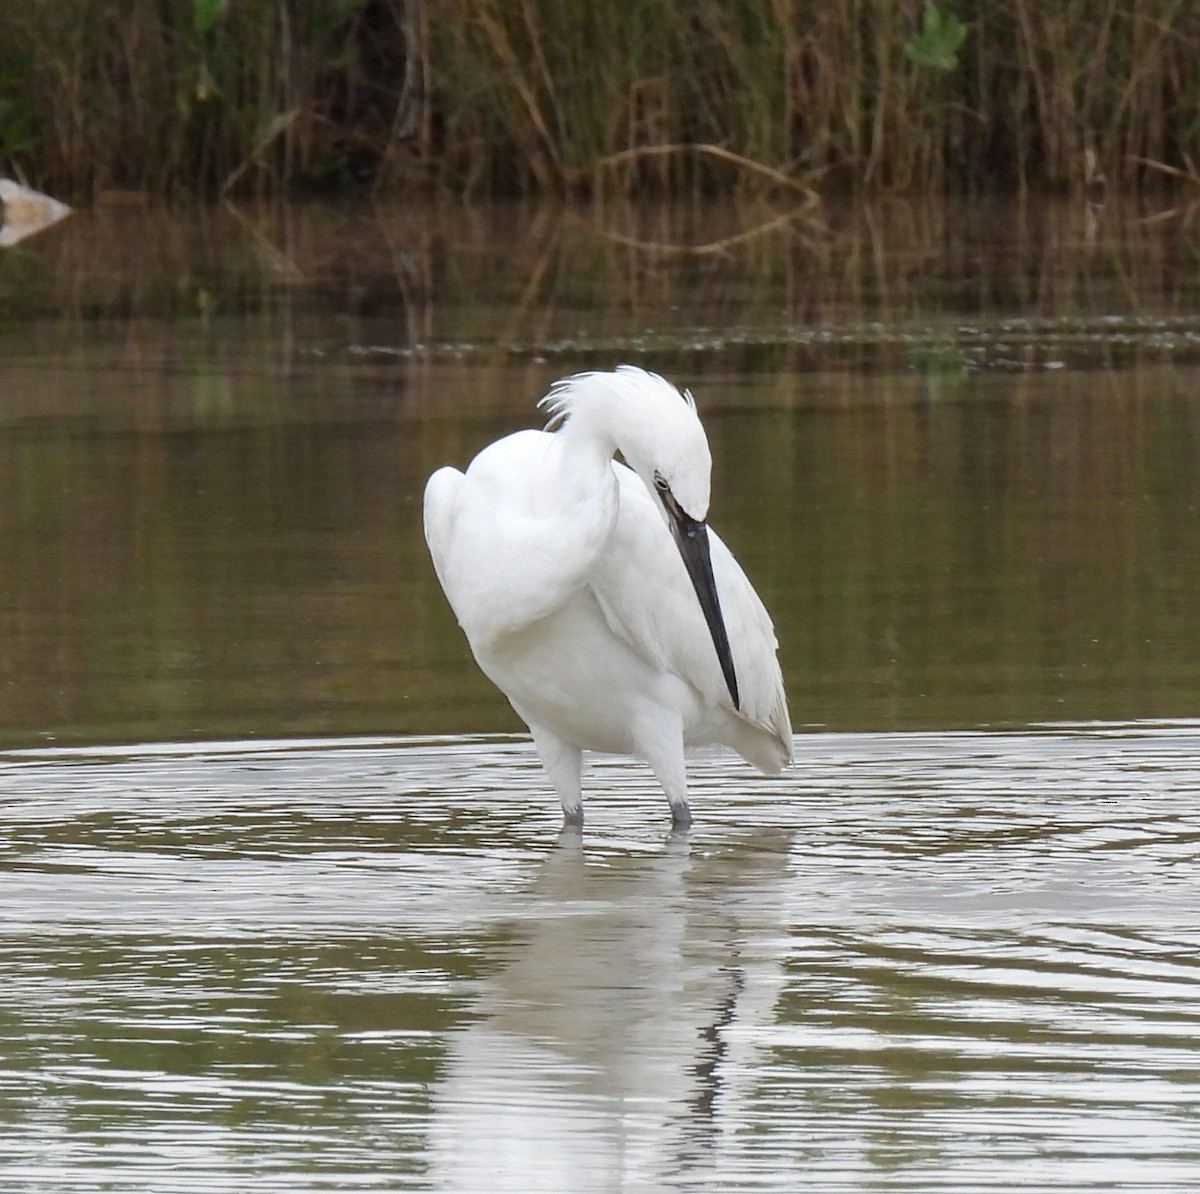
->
<box><xmin>669</xmin><ymin>802</ymin><xmax>693</xmax><ymax>831</ymax></box>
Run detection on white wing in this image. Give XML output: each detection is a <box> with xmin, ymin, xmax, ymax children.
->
<box><xmin>423</xmin><ymin>429</ymin><xmax>615</xmax><ymax>650</ymax></box>
<box><xmin>589</xmin><ymin>465</ymin><xmax>792</xmax><ymax>770</ymax></box>
<box><xmin>423</xmin><ymin>465</ymin><xmax>465</xmax><ymax>597</ymax></box>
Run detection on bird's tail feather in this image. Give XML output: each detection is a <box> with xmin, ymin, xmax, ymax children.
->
<box><xmin>731</xmin><ymin>717</ymin><xmax>793</xmax><ymax>776</ymax></box>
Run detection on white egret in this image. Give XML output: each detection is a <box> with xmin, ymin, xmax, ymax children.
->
<box><xmin>423</xmin><ymin>365</ymin><xmax>791</xmax><ymax>827</ymax></box>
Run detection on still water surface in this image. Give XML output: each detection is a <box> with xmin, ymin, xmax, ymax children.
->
<box><xmin>2</xmin><ymin>197</ymin><xmax>1200</xmax><ymax>1188</ymax></box>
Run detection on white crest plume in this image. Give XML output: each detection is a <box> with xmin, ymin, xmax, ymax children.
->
<box><xmin>538</xmin><ymin>364</ymin><xmax>696</xmax><ymax>433</ymax></box>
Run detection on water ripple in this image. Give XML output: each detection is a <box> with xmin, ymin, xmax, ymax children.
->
<box><xmin>0</xmin><ymin>723</ymin><xmax>1198</xmax><ymax>1191</ymax></box>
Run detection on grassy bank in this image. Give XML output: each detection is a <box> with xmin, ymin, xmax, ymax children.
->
<box><xmin>1</xmin><ymin>0</ymin><xmax>1198</xmax><ymax>199</ymax></box>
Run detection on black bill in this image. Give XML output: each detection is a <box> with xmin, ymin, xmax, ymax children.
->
<box><xmin>664</xmin><ymin>499</ymin><xmax>741</xmax><ymax>710</ymax></box>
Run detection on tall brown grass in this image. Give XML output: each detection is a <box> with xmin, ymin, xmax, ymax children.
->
<box><xmin>1</xmin><ymin>0</ymin><xmax>1199</xmax><ymax>199</ymax></box>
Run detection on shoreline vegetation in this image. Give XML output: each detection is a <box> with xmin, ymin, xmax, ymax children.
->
<box><xmin>1</xmin><ymin>1</ymin><xmax>1200</xmax><ymax>202</ymax></box>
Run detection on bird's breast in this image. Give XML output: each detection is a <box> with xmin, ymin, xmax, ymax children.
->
<box><xmin>471</xmin><ymin>588</ymin><xmax>665</xmax><ymax>755</ymax></box>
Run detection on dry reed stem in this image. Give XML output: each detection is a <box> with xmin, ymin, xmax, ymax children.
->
<box><xmin>580</xmin><ymin>143</ymin><xmax>823</xmax><ymax>201</ymax></box>
<box><xmin>1128</xmin><ymin>155</ymin><xmax>1200</xmax><ymax>187</ymax></box>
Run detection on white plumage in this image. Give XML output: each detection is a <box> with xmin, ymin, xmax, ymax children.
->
<box><xmin>424</xmin><ymin>366</ymin><xmax>791</xmax><ymax>827</ymax></box>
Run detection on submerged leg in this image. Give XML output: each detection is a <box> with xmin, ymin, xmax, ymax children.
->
<box><xmin>529</xmin><ymin>723</ymin><xmax>584</xmax><ymax>826</ymax></box>
<box><xmin>634</xmin><ymin>708</ymin><xmax>693</xmax><ymax>829</ymax></box>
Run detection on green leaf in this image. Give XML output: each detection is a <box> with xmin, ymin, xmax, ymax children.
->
<box><xmin>903</xmin><ymin>4</ymin><xmax>968</xmax><ymax>72</ymax></box>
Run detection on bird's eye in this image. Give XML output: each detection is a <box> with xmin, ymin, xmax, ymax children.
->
<box><xmin>653</xmin><ymin>471</ymin><xmax>669</xmax><ymax>493</ymax></box>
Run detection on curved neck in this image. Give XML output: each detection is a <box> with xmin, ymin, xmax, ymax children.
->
<box><xmin>554</xmin><ymin>414</ymin><xmax>619</xmax><ymax>508</ymax></box>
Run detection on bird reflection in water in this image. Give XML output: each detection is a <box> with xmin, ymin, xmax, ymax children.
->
<box><xmin>427</xmin><ymin>829</ymin><xmax>794</xmax><ymax>1190</ymax></box>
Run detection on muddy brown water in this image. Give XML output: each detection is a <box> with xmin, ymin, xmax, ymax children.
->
<box><xmin>1</xmin><ymin>197</ymin><xmax>1199</xmax><ymax>1190</ymax></box>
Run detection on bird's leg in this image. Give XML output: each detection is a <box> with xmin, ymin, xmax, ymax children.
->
<box><xmin>634</xmin><ymin>709</ymin><xmax>693</xmax><ymax>829</ymax></box>
<box><xmin>529</xmin><ymin>723</ymin><xmax>584</xmax><ymax>826</ymax></box>
<box><xmin>662</xmin><ymin>786</ymin><xmax>693</xmax><ymax>830</ymax></box>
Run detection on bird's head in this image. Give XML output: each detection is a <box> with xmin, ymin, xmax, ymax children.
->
<box><xmin>540</xmin><ymin>364</ymin><xmax>712</xmax><ymax>523</ymax></box>
<box><xmin>624</xmin><ymin>411</ymin><xmax>712</xmax><ymax>531</ymax></box>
